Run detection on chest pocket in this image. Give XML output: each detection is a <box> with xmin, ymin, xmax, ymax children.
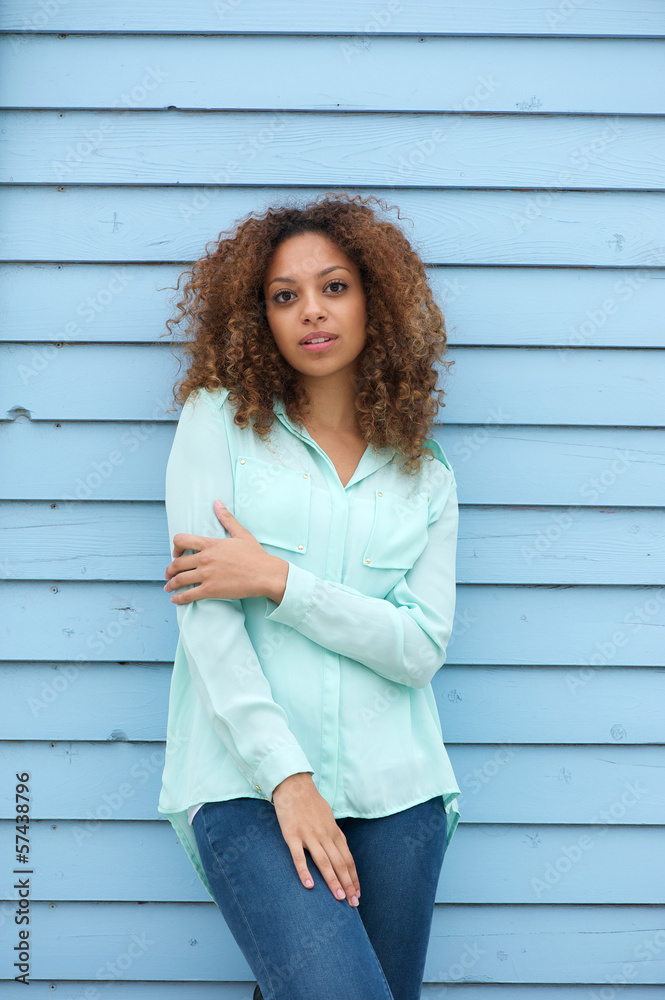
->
<box><xmin>362</xmin><ymin>489</ymin><xmax>430</xmax><ymax>571</ymax></box>
<box><xmin>234</xmin><ymin>455</ymin><xmax>311</xmax><ymax>554</ymax></box>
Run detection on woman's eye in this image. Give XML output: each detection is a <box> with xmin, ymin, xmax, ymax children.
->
<box><xmin>273</xmin><ymin>289</ymin><xmax>295</xmax><ymax>303</ymax></box>
<box><xmin>327</xmin><ymin>280</ymin><xmax>348</xmax><ymax>293</ymax></box>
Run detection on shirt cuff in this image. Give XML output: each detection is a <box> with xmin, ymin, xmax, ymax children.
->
<box><xmin>252</xmin><ymin>744</ymin><xmax>315</xmax><ymax>802</ymax></box>
<box><xmin>264</xmin><ymin>562</ymin><xmax>317</xmax><ymax>629</ymax></box>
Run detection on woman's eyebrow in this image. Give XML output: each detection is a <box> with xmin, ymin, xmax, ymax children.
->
<box><xmin>267</xmin><ymin>265</ymin><xmax>352</xmax><ymax>287</ymax></box>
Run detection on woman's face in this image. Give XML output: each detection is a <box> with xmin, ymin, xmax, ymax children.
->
<box><xmin>262</xmin><ymin>231</ymin><xmax>368</xmax><ymax>381</ymax></box>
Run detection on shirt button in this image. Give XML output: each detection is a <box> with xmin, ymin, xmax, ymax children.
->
<box><xmin>254</xmin><ymin>784</ymin><xmax>261</xmax><ymax>790</ymax></box>
<box><xmin>298</xmin><ymin>544</ymin><xmax>304</xmax><ymax>551</ymax></box>
<box><xmin>302</xmin><ymin>473</ymin><xmax>309</xmax><ymax>479</ymax></box>
<box><xmin>365</xmin><ymin>558</ymin><xmax>371</xmax><ymax>564</ymax></box>
<box><xmin>240</xmin><ymin>459</ymin><xmax>246</xmax><ymax>465</ymax></box>
<box><xmin>377</xmin><ymin>491</ymin><xmax>383</xmax><ymax>497</ymax></box>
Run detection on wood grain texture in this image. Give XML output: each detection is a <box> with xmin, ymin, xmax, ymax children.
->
<box><xmin>2</xmin><ymin>663</ymin><xmax>662</xmax><ymax>745</ymax></box>
<box><xmin>0</xmin><ymin>742</ymin><xmax>663</xmax><ymax>824</ymax></box>
<box><xmin>2</xmin><ymin>421</ymin><xmax>663</xmax><ymax>505</ymax></box>
<box><xmin>2</xmin><ymin>501</ymin><xmax>664</xmax><ymax>585</ymax></box>
<box><xmin>3</xmin><ymin>0</ymin><xmax>665</xmax><ymax>35</ymax></box>
<box><xmin>0</xmin><ymin>901</ymin><xmax>663</xmax><ymax>983</ymax></box>
<box><xmin>2</xmin><ymin>263</ymin><xmax>665</xmax><ymax>347</ymax></box>
<box><xmin>2</xmin><ymin>35</ymin><xmax>665</xmax><ymax>113</ymax></box>
<box><xmin>4</xmin><ymin>110</ymin><xmax>663</xmax><ymax>189</ymax></box>
<box><xmin>0</xmin><ymin>989</ymin><xmax>661</xmax><ymax>1000</ymax></box>
<box><xmin>3</xmin><ymin>186</ymin><xmax>665</xmax><ymax>266</ymax></box>
<box><xmin>1</xmin><ymin>819</ymin><xmax>662</xmax><ymax>904</ymax></box>
<box><xmin>2</xmin><ymin>581</ymin><xmax>664</xmax><ymax>665</ymax></box>
<box><xmin>3</xmin><ymin>344</ymin><xmax>664</xmax><ymax>426</ymax></box>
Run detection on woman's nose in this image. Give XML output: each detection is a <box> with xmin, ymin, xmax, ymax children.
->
<box><xmin>301</xmin><ymin>298</ymin><xmax>326</xmax><ymax>322</ymax></box>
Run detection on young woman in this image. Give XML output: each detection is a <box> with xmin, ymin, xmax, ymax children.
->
<box><xmin>158</xmin><ymin>192</ymin><xmax>461</xmax><ymax>1000</ymax></box>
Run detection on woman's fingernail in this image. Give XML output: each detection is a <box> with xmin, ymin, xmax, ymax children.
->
<box><xmin>215</xmin><ymin>498</ymin><xmax>226</xmax><ymax>508</ymax></box>
<box><xmin>350</xmin><ymin>895</ymin><xmax>359</xmax><ymax>907</ymax></box>
<box><xmin>335</xmin><ymin>889</ymin><xmax>345</xmax><ymax>900</ymax></box>
<box><xmin>304</xmin><ymin>878</ymin><xmax>313</xmax><ymax>888</ymax></box>
<box><xmin>163</xmin><ymin>583</ymin><xmax>169</xmax><ymax>591</ymax></box>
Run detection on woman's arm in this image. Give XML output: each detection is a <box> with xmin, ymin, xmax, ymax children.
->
<box><xmin>168</xmin><ymin>449</ymin><xmax>458</xmax><ymax>691</ymax></box>
<box><xmin>165</xmin><ymin>388</ymin><xmax>314</xmax><ymax>801</ymax></box>
<box><xmin>165</xmin><ymin>388</ymin><xmax>363</xmax><ymax>908</ymax></box>
<box><xmin>262</xmin><ymin>477</ymin><xmax>459</xmax><ymax>690</ymax></box>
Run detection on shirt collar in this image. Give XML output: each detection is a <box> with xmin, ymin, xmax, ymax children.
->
<box><xmin>271</xmin><ymin>395</ymin><xmax>397</xmax><ymax>486</ymax></box>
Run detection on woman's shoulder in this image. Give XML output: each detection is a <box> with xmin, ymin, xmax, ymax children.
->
<box><xmin>174</xmin><ymin>386</ymin><xmax>239</xmax><ymax>442</ymax></box>
<box><xmin>183</xmin><ymin>385</ymin><xmax>234</xmax><ymax>419</ymax></box>
<box><xmin>422</xmin><ymin>436</ymin><xmax>453</xmax><ymax>474</ymax></box>
<box><xmin>419</xmin><ymin>436</ymin><xmax>456</xmax><ymax>498</ymax></box>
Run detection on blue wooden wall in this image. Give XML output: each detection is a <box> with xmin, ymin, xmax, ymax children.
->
<box><xmin>1</xmin><ymin>2</ymin><xmax>665</xmax><ymax>995</ymax></box>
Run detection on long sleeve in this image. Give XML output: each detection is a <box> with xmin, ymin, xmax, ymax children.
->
<box><xmin>264</xmin><ymin>471</ymin><xmax>458</xmax><ymax>690</ymax></box>
<box><xmin>165</xmin><ymin>388</ymin><xmax>314</xmax><ymax>800</ymax></box>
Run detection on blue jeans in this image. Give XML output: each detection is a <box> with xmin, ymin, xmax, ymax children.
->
<box><xmin>192</xmin><ymin>795</ymin><xmax>448</xmax><ymax>1000</ymax></box>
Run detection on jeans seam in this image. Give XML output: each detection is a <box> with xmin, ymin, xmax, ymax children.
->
<box><xmin>199</xmin><ymin>804</ymin><xmax>278</xmax><ymax>1000</ymax></box>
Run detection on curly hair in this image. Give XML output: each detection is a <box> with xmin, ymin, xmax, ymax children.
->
<box><xmin>161</xmin><ymin>191</ymin><xmax>451</xmax><ymax>475</ymax></box>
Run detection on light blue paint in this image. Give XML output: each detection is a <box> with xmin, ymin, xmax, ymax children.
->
<box><xmin>3</xmin><ymin>264</ymin><xmax>664</xmax><ymax>347</ymax></box>
<box><xmin>3</xmin><ymin>344</ymin><xmax>665</xmax><ymax>425</ymax></box>
<box><xmin>1</xmin><ymin>742</ymin><xmax>663</xmax><ymax>825</ymax></box>
<box><xmin>3</xmin><ymin>421</ymin><xmax>664</xmax><ymax>504</ymax></box>
<box><xmin>2</xmin><ymin>501</ymin><xmax>664</xmax><ymax>585</ymax></box>
<box><xmin>2</xmin><ymin>580</ymin><xmax>665</xmax><ymax>665</ymax></box>
<box><xmin>3</xmin><ymin>110</ymin><xmax>663</xmax><ymax>189</ymax></box>
<box><xmin>2</xmin><ymin>187</ymin><xmax>665</xmax><ymax>265</ymax></box>
<box><xmin>1</xmin><ymin>35</ymin><xmax>665</xmax><ymax>113</ymax></box>
<box><xmin>0</xmin><ymin>902</ymin><xmax>663</xmax><ymax>983</ymax></box>
<box><xmin>1</xmin><ymin>664</ymin><xmax>663</xmax><ymax>745</ymax></box>
<box><xmin>1</xmin><ymin>13</ymin><xmax>663</xmax><ymax>997</ymax></box>
<box><xmin>1</xmin><ymin>820</ymin><xmax>662</xmax><ymax>904</ymax></box>
<box><xmin>2</xmin><ymin>1</ymin><xmax>665</xmax><ymax>36</ymax></box>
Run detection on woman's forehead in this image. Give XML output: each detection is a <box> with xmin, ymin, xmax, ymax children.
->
<box><xmin>264</xmin><ymin>233</ymin><xmax>356</xmax><ymax>282</ymax></box>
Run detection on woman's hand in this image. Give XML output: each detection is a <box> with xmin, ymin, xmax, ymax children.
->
<box><xmin>272</xmin><ymin>772</ymin><xmax>361</xmax><ymax>908</ymax></box>
<box><xmin>164</xmin><ymin>499</ymin><xmax>289</xmax><ymax>604</ymax></box>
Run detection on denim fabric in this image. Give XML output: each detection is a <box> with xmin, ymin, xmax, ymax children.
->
<box><xmin>193</xmin><ymin>795</ymin><xmax>448</xmax><ymax>1000</ymax></box>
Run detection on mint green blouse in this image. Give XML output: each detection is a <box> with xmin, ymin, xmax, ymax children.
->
<box><xmin>158</xmin><ymin>386</ymin><xmax>461</xmax><ymax>898</ymax></box>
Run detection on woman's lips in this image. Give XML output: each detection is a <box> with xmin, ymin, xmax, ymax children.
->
<box><xmin>299</xmin><ymin>335</ymin><xmax>338</xmax><ymax>353</ymax></box>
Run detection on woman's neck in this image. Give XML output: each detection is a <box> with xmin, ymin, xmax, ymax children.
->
<box><xmin>298</xmin><ymin>368</ymin><xmax>361</xmax><ymax>435</ymax></box>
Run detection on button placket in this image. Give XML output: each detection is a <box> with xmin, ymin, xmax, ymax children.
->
<box><xmin>364</xmin><ymin>490</ymin><xmax>382</xmax><ymax>565</ymax></box>
<box><xmin>317</xmin><ymin>467</ymin><xmax>347</xmax><ymax>807</ymax></box>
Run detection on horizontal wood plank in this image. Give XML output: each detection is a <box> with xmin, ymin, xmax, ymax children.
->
<box><xmin>0</xmin><ymin>988</ymin><xmax>661</xmax><ymax>1000</ymax></box>
<box><xmin>2</xmin><ymin>263</ymin><xmax>665</xmax><ymax>348</ymax></box>
<box><xmin>456</xmin><ymin>506</ymin><xmax>665</xmax><ymax>585</ymax></box>
<box><xmin>2</xmin><ymin>420</ymin><xmax>663</xmax><ymax>506</ymax></box>
<box><xmin>4</xmin><ymin>344</ymin><xmax>664</xmax><ymax>426</ymax></box>
<box><xmin>1</xmin><ymin>580</ymin><xmax>665</xmax><ymax>666</ymax></box>
<box><xmin>2</xmin><ymin>35</ymin><xmax>665</xmax><ymax>113</ymax></box>
<box><xmin>2</xmin><ymin>501</ymin><xmax>664</xmax><ymax>585</ymax></box>
<box><xmin>2</xmin><ymin>581</ymin><xmax>664</xmax><ymax>665</ymax></box>
<box><xmin>0</xmin><ymin>742</ymin><xmax>662</xmax><ymax>825</ymax></box>
<box><xmin>2</xmin><ymin>663</ymin><xmax>662</xmax><ymax>745</ymax></box>
<box><xmin>3</xmin><ymin>187</ymin><xmax>665</xmax><ymax>266</ymax></box>
<box><xmin>0</xmin><ymin>820</ymin><xmax>661</xmax><ymax>905</ymax></box>
<box><xmin>0</xmin><ymin>982</ymin><xmax>251</xmax><ymax>1000</ymax></box>
<box><xmin>4</xmin><ymin>110</ymin><xmax>663</xmax><ymax>189</ymax></box>
<box><xmin>0</xmin><ymin>900</ymin><xmax>662</xmax><ymax>983</ymax></box>
<box><xmin>3</xmin><ymin>0</ymin><xmax>665</xmax><ymax>35</ymax></box>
